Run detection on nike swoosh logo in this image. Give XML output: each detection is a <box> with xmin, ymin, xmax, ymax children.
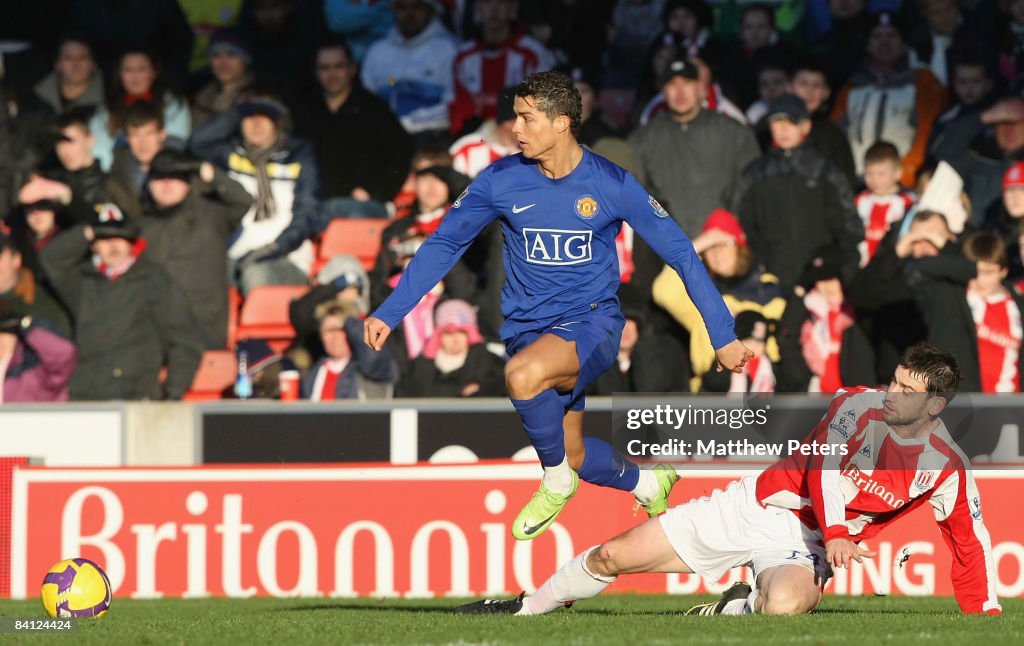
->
<box><xmin>521</xmin><ymin>511</ymin><xmax>559</xmax><ymax>535</ymax></box>
<box><xmin>511</xmin><ymin>203</ymin><xmax>536</xmax><ymax>214</ymax></box>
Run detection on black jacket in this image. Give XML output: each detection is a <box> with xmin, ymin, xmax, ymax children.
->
<box><xmin>138</xmin><ymin>168</ymin><xmax>251</xmax><ymax>349</ymax></box>
<box><xmin>906</xmin><ymin>253</ymin><xmax>1024</xmax><ymax>393</ymax></box>
<box><xmin>292</xmin><ymin>85</ymin><xmax>413</xmax><ymax>203</ymax></box>
<box><xmin>396</xmin><ymin>344</ymin><xmax>506</xmax><ymax>398</ymax></box>
<box><xmin>40</xmin><ymin>227</ymin><xmax>204</xmax><ymax>400</ymax></box>
<box><xmin>728</xmin><ymin>142</ymin><xmax>863</xmax><ymax>290</ymax></box>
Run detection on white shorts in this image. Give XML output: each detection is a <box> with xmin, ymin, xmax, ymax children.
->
<box><xmin>658</xmin><ymin>476</ymin><xmax>831</xmax><ymax>584</ymax></box>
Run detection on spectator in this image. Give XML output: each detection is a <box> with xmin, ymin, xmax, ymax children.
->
<box><xmin>449</xmin><ymin>0</ymin><xmax>555</xmax><ymax>136</ymax></box>
<box><xmin>985</xmin><ymin>162</ymin><xmax>1024</xmax><ymax>277</ymax></box>
<box><xmin>139</xmin><ymin>149</ymin><xmax>252</xmax><ymax>350</ymax></box>
<box><xmin>41</xmin><ymin>110</ymin><xmax>109</xmax><ymax>207</ymax></box>
<box><xmin>180</xmin><ymin>0</ymin><xmax>244</xmax><ymax>74</ymax></box>
<box><xmin>700</xmin><ymin>310</ymin><xmax>775</xmax><ymax>393</ymax></box>
<box><xmin>107</xmin><ymin>103</ymin><xmax>173</xmax><ymax>219</ymax></box>
<box><xmin>68</xmin><ymin>0</ymin><xmax>195</xmax><ymax>84</ymax></box>
<box><xmin>607</xmin><ymin>0</ymin><xmax>668</xmax><ymax>77</ymax></box>
<box><xmin>39</xmin><ymin>205</ymin><xmax>203</xmax><ymax>400</ymax></box>
<box><xmin>847</xmin><ymin>209</ymin><xmax>952</xmax><ymax>384</ymax></box>
<box><xmin>190</xmin><ymin>28</ymin><xmax>257</xmax><ymax>130</ymax></box>
<box><xmin>651</xmin><ymin>208</ymin><xmax>785</xmax><ymax>391</ymax></box>
<box><xmin>361</xmin><ymin>0</ymin><xmax>459</xmax><ymax>139</ymax></box>
<box><xmin>293</xmin><ymin>37</ymin><xmax>412</xmax><ymax>219</ymax></box>
<box><xmin>906</xmin><ymin>0</ymin><xmax>984</xmax><ymax>87</ymax></box>
<box><xmin>856</xmin><ymin>141</ymin><xmax>917</xmax><ymax>265</ymax></box>
<box><xmin>998</xmin><ymin>0</ymin><xmax>1024</xmax><ymax>91</ymax></box>
<box><xmin>324</xmin><ymin>0</ymin><xmax>394</xmax><ymax>63</ymax></box>
<box><xmin>932</xmin><ymin>96</ymin><xmax>1024</xmax><ymax>224</ymax></box>
<box><xmin>930</xmin><ymin>58</ymin><xmax>996</xmax><ymax>145</ymax></box>
<box><xmin>718</xmin><ymin>4</ymin><xmax>796</xmax><ymax>110</ymax></box>
<box><xmin>807</xmin><ymin>0</ymin><xmax>872</xmax><ymax>90</ymax></box>
<box><xmin>787</xmin><ymin>59</ymin><xmax>856</xmax><ymax>184</ymax></box>
<box><xmin>908</xmin><ymin>230</ymin><xmax>1024</xmax><ymax>392</ymax></box>
<box><xmin>629</xmin><ymin>57</ymin><xmax>759</xmax><ymax>238</ymax></box>
<box><xmin>450</xmin><ymin>87</ymin><xmax>520</xmax><ymax>179</ymax></box>
<box><xmin>744</xmin><ymin>58</ymin><xmax>790</xmax><ymax>125</ymax></box>
<box><xmin>562</xmin><ymin>65</ymin><xmax>620</xmax><ymax>147</ymax></box>
<box><xmin>89</xmin><ymin>47</ymin><xmax>192</xmax><ymax>171</ymax></box>
<box><xmin>372</xmin><ymin>165</ymin><xmax>475</xmax><ymax>308</ymax></box>
<box><xmin>27</xmin><ymin>36</ymin><xmax>105</xmax><ymax>121</ymax></box>
<box><xmin>729</xmin><ymin>94</ymin><xmax>863</xmax><ymax>290</ymax></box>
<box><xmin>0</xmin><ymin>232</ymin><xmax>71</xmax><ymax>337</ymax></box>
<box><xmin>831</xmin><ymin>12</ymin><xmax>947</xmax><ymax>187</ymax></box>
<box><xmin>658</xmin><ymin>0</ymin><xmax>727</xmax><ymax>71</ymax></box>
<box><xmin>636</xmin><ymin>42</ymin><xmax>747</xmax><ymax>126</ymax></box>
<box><xmin>396</xmin><ymin>299</ymin><xmax>505</xmax><ymax>397</ymax></box>
<box><xmin>302</xmin><ymin>299</ymin><xmax>396</xmax><ymax>400</ymax></box>
<box><xmin>190</xmin><ymin>95</ymin><xmax>322</xmax><ymax>295</ymax></box>
<box><xmin>0</xmin><ymin>299</ymin><xmax>76</xmax><ymax>404</ymax></box>
<box><xmin>236</xmin><ymin>0</ymin><xmax>326</xmax><ymax>104</ymax></box>
<box><xmin>289</xmin><ymin>254</ymin><xmax>370</xmax><ymax>366</ymax></box>
<box><xmin>776</xmin><ymin>246</ymin><xmax>869</xmax><ymax>393</ymax></box>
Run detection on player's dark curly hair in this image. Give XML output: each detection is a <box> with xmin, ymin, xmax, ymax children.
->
<box><xmin>899</xmin><ymin>342</ymin><xmax>961</xmax><ymax>403</ymax></box>
<box><xmin>515</xmin><ymin>71</ymin><xmax>582</xmax><ymax>138</ymax></box>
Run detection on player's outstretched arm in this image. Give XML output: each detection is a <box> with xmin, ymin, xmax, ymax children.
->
<box><xmin>715</xmin><ymin>338</ymin><xmax>754</xmax><ymax>373</ymax></box>
<box><xmin>363</xmin><ymin>317</ymin><xmax>392</xmax><ymax>351</ymax></box>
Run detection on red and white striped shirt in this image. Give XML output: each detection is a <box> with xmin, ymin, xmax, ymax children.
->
<box><xmin>967</xmin><ymin>289</ymin><xmax>1022</xmax><ymax>393</ymax></box>
<box><xmin>855</xmin><ymin>190</ymin><xmax>916</xmax><ymax>265</ymax></box>
<box><xmin>756</xmin><ymin>387</ymin><xmax>1002</xmax><ymax>614</ymax></box>
<box><xmin>449</xmin><ymin>122</ymin><xmax>518</xmax><ymax>178</ymax></box>
<box><xmin>449</xmin><ymin>32</ymin><xmax>554</xmax><ymax>135</ymax></box>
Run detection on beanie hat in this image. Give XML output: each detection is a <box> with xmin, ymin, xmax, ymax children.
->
<box><xmin>422</xmin><ymin>299</ymin><xmax>484</xmax><ymax>359</ymax></box>
<box><xmin>701</xmin><ymin>208</ymin><xmax>747</xmax><ymax>247</ymax></box>
<box><xmin>209</xmin><ymin>28</ymin><xmax>253</xmax><ymax>66</ymax></box>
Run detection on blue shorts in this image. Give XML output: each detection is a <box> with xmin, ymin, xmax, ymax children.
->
<box><xmin>506</xmin><ymin>303</ymin><xmax>625</xmax><ymax>411</ymax></box>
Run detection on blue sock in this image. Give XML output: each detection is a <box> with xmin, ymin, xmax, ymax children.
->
<box><xmin>578</xmin><ymin>437</ymin><xmax>640</xmax><ymax>491</ymax></box>
<box><xmin>511</xmin><ymin>389</ymin><xmax>566</xmax><ymax>467</ymax></box>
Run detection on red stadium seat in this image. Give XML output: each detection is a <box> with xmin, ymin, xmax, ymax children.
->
<box><xmin>184</xmin><ymin>351</ymin><xmax>236</xmax><ymax>401</ymax></box>
<box><xmin>316</xmin><ymin>218</ymin><xmax>389</xmax><ymax>273</ymax></box>
<box><xmin>234</xmin><ymin>285</ymin><xmax>308</xmax><ymax>344</ymax></box>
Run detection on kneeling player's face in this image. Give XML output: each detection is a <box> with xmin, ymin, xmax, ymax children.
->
<box><xmin>883</xmin><ymin>366</ymin><xmax>931</xmax><ymax>426</ymax></box>
<box><xmin>512</xmin><ymin>96</ymin><xmax>560</xmax><ymax>158</ymax></box>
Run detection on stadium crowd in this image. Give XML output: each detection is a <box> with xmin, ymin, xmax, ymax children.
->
<box><xmin>1</xmin><ymin>0</ymin><xmax>1024</xmax><ymax>402</ymax></box>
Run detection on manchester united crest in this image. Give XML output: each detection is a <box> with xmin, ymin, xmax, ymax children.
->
<box><xmin>575</xmin><ymin>195</ymin><xmax>599</xmax><ymax>218</ymax></box>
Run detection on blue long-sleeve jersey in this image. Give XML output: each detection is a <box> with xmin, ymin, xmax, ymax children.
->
<box><xmin>373</xmin><ymin>149</ymin><xmax>736</xmax><ymax>349</ymax></box>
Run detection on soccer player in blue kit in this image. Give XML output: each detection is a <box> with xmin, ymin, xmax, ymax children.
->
<box><xmin>365</xmin><ymin>71</ymin><xmax>752</xmax><ymax>540</ymax></box>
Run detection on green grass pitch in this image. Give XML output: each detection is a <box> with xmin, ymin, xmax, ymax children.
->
<box><xmin>1</xmin><ymin>595</ymin><xmax>1019</xmax><ymax>645</ymax></box>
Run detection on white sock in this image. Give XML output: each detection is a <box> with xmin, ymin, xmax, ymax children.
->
<box><xmin>523</xmin><ymin>546</ymin><xmax>615</xmax><ymax>615</ymax></box>
<box><xmin>720</xmin><ymin>598</ymin><xmax>751</xmax><ymax>615</ymax></box>
<box><xmin>543</xmin><ymin>456</ymin><xmax>573</xmax><ymax>494</ymax></box>
<box><xmin>631</xmin><ymin>469</ymin><xmax>659</xmax><ymax>503</ymax></box>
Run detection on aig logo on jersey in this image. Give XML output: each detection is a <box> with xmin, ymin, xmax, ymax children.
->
<box><xmin>523</xmin><ymin>228</ymin><xmax>593</xmax><ymax>265</ymax></box>
<box><xmin>575</xmin><ymin>195</ymin><xmax>599</xmax><ymax>218</ymax></box>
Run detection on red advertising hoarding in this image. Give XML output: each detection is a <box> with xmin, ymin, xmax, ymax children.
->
<box><xmin>8</xmin><ymin>463</ymin><xmax>1024</xmax><ymax>600</ymax></box>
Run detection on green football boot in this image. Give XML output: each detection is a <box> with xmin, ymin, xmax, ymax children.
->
<box><xmin>638</xmin><ymin>464</ymin><xmax>680</xmax><ymax>517</ymax></box>
<box><xmin>512</xmin><ymin>470</ymin><xmax>579</xmax><ymax>540</ymax></box>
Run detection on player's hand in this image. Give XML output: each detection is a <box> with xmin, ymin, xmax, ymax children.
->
<box><xmin>363</xmin><ymin>316</ymin><xmax>392</xmax><ymax>351</ymax></box>
<box><xmin>826</xmin><ymin>539</ymin><xmax>877</xmax><ymax>569</ymax></box>
<box><xmin>715</xmin><ymin>339</ymin><xmax>754</xmax><ymax>373</ymax></box>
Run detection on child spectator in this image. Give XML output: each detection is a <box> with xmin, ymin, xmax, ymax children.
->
<box><xmin>856</xmin><ymin>141</ymin><xmax>917</xmax><ymax>265</ymax></box>
<box><xmin>289</xmin><ymin>254</ymin><xmax>371</xmax><ymax>367</ymax></box>
<box><xmin>984</xmin><ymin>161</ymin><xmax>1024</xmax><ymax>277</ymax></box>
<box><xmin>701</xmin><ymin>310</ymin><xmax>775</xmax><ymax>393</ymax></box>
<box><xmin>450</xmin><ymin>88</ymin><xmax>520</xmax><ymax>179</ymax></box>
<box><xmin>302</xmin><ymin>299</ymin><xmax>395</xmax><ymax>400</ymax></box>
<box><xmin>89</xmin><ymin>48</ymin><xmax>191</xmax><ymax>171</ymax></box>
<box><xmin>107</xmin><ymin>103</ymin><xmax>173</xmax><ymax>219</ymax></box>
<box><xmin>931</xmin><ymin>59</ymin><xmax>995</xmax><ymax>144</ymax></box>
<box><xmin>776</xmin><ymin>247</ymin><xmax>869</xmax><ymax>393</ymax></box>
<box><xmin>909</xmin><ymin>230</ymin><xmax>1024</xmax><ymax>392</ymax></box>
<box><xmin>396</xmin><ymin>299</ymin><xmax>506</xmax><ymax>397</ymax></box>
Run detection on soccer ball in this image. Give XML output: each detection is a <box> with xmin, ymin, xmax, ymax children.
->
<box><xmin>40</xmin><ymin>558</ymin><xmax>112</xmax><ymax>618</ymax></box>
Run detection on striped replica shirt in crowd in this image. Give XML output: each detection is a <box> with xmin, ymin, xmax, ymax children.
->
<box><xmin>756</xmin><ymin>387</ymin><xmax>1002</xmax><ymax>614</ymax></box>
<box><xmin>854</xmin><ymin>190</ymin><xmax>916</xmax><ymax>265</ymax></box>
<box><xmin>967</xmin><ymin>289</ymin><xmax>1023</xmax><ymax>393</ymax></box>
